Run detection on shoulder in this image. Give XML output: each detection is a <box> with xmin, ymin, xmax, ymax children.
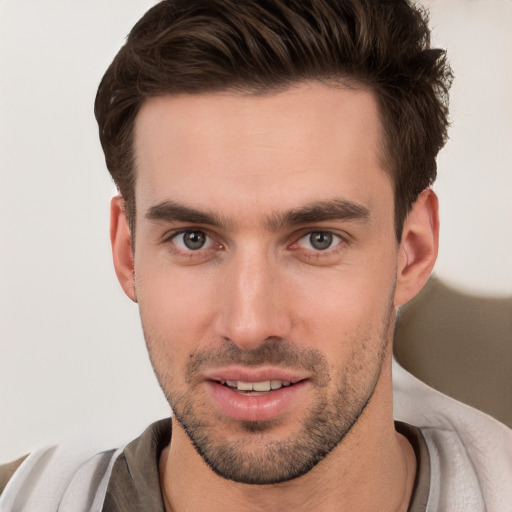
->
<box><xmin>0</xmin><ymin>420</ymin><xmax>171</xmax><ymax>512</ymax></box>
<box><xmin>0</xmin><ymin>440</ymin><xmax>124</xmax><ymax>511</ymax></box>
<box><xmin>393</xmin><ymin>359</ymin><xmax>512</xmax><ymax>511</ymax></box>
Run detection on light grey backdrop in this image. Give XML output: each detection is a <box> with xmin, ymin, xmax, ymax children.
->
<box><xmin>1</xmin><ymin>0</ymin><xmax>511</xmax><ymax>461</ymax></box>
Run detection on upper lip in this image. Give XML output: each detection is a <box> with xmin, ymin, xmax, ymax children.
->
<box><xmin>204</xmin><ymin>366</ymin><xmax>309</xmax><ymax>384</ymax></box>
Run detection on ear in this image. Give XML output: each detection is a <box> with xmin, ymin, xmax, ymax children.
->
<box><xmin>110</xmin><ymin>195</ymin><xmax>137</xmax><ymax>302</ymax></box>
<box><xmin>394</xmin><ymin>188</ymin><xmax>439</xmax><ymax>306</ymax></box>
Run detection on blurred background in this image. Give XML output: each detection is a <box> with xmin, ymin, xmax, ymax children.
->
<box><xmin>1</xmin><ymin>0</ymin><xmax>511</xmax><ymax>461</ymax></box>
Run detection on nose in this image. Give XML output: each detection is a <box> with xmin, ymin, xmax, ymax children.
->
<box><xmin>215</xmin><ymin>247</ymin><xmax>292</xmax><ymax>350</ymax></box>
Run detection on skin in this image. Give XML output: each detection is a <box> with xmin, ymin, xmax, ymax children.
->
<box><xmin>111</xmin><ymin>82</ymin><xmax>439</xmax><ymax>511</ymax></box>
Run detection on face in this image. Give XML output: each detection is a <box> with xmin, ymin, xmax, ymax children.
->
<box><xmin>128</xmin><ymin>83</ymin><xmax>402</xmax><ymax>484</ymax></box>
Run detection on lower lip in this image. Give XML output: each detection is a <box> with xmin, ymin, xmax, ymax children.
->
<box><xmin>206</xmin><ymin>381</ymin><xmax>309</xmax><ymax>422</ymax></box>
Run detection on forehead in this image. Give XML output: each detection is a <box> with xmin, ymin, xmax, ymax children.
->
<box><xmin>133</xmin><ymin>82</ymin><xmax>392</xmax><ymax>222</ymax></box>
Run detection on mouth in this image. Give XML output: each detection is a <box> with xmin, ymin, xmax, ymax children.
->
<box><xmin>205</xmin><ymin>372</ymin><xmax>309</xmax><ymax>421</ymax></box>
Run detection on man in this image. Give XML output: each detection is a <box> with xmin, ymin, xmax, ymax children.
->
<box><xmin>1</xmin><ymin>0</ymin><xmax>511</xmax><ymax>511</ymax></box>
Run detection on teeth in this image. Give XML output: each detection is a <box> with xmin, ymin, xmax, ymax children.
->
<box><xmin>221</xmin><ymin>380</ymin><xmax>293</xmax><ymax>391</ymax></box>
<box><xmin>252</xmin><ymin>381</ymin><xmax>271</xmax><ymax>392</ymax></box>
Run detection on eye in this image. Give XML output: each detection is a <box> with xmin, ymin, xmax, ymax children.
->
<box><xmin>297</xmin><ymin>231</ymin><xmax>342</xmax><ymax>251</ymax></box>
<box><xmin>172</xmin><ymin>230</ymin><xmax>214</xmax><ymax>251</ymax></box>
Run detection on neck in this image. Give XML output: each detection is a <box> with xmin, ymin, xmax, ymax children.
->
<box><xmin>159</xmin><ymin>361</ymin><xmax>416</xmax><ymax>512</ymax></box>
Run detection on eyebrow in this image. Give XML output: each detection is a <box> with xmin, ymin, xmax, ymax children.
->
<box><xmin>145</xmin><ymin>198</ymin><xmax>370</xmax><ymax>230</ymax></box>
<box><xmin>146</xmin><ymin>201</ymin><xmax>227</xmax><ymax>227</ymax></box>
<box><xmin>266</xmin><ymin>199</ymin><xmax>370</xmax><ymax>230</ymax></box>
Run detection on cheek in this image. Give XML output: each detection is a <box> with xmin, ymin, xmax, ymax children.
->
<box><xmin>134</xmin><ymin>261</ymin><xmax>220</xmax><ymax>359</ymax></box>
<box><xmin>289</xmin><ymin>265</ymin><xmax>396</xmax><ymax>354</ymax></box>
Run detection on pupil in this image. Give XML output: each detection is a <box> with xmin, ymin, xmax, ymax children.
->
<box><xmin>310</xmin><ymin>232</ymin><xmax>332</xmax><ymax>250</ymax></box>
<box><xmin>184</xmin><ymin>231</ymin><xmax>206</xmax><ymax>250</ymax></box>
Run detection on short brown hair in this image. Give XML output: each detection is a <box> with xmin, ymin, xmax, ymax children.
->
<box><xmin>95</xmin><ymin>0</ymin><xmax>452</xmax><ymax>239</ymax></box>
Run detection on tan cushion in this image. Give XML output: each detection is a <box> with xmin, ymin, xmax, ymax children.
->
<box><xmin>0</xmin><ymin>455</ymin><xmax>28</xmax><ymax>496</ymax></box>
<box><xmin>394</xmin><ymin>275</ymin><xmax>512</xmax><ymax>428</ymax></box>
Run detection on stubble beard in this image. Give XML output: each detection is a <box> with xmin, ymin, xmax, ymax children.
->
<box><xmin>143</xmin><ymin>304</ymin><xmax>394</xmax><ymax>485</ymax></box>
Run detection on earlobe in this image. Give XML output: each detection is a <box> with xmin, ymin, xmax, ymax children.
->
<box><xmin>394</xmin><ymin>189</ymin><xmax>439</xmax><ymax>306</ymax></box>
<box><xmin>110</xmin><ymin>195</ymin><xmax>137</xmax><ymax>302</ymax></box>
